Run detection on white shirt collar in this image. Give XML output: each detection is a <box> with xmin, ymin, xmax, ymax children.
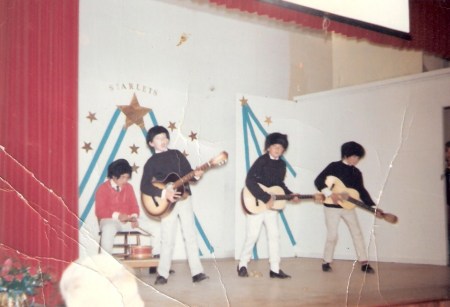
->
<box><xmin>110</xmin><ymin>179</ymin><xmax>120</xmax><ymax>191</ymax></box>
<box><xmin>269</xmin><ymin>154</ymin><xmax>279</xmax><ymax>160</ymax></box>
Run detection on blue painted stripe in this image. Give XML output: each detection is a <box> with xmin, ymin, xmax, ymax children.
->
<box><xmin>149</xmin><ymin>111</ymin><xmax>158</xmax><ymax>126</ymax></box>
<box><xmin>246</xmin><ymin>113</ymin><xmax>263</xmax><ymax>157</ymax></box>
<box><xmin>79</xmin><ymin>128</ymin><xmax>127</xmax><ymax>226</ymax></box>
<box><xmin>195</xmin><ymin>213</ymin><xmax>214</xmax><ymax>254</ymax></box>
<box><xmin>79</xmin><ymin>109</ymin><xmax>121</xmax><ymax>196</ymax></box>
<box><xmin>279</xmin><ymin>211</ymin><xmax>296</xmax><ymax>245</ymax></box>
<box><xmin>246</xmin><ymin>106</ymin><xmax>267</xmax><ymax>138</ymax></box>
<box><xmin>242</xmin><ymin>106</ymin><xmax>251</xmax><ymax>171</ymax></box>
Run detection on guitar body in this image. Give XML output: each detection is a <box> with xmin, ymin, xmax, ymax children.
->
<box><xmin>323</xmin><ymin>175</ymin><xmax>399</xmax><ymax>224</ymax></box>
<box><xmin>142</xmin><ymin>173</ymin><xmax>189</xmax><ymax>217</ymax></box>
<box><xmin>242</xmin><ymin>184</ymin><xmax>287</xmax><ymax>214</ymax></box>
<box><xmin>142</xmin><ymin>151</ymin><xmax>229</xmax><ymax>217</ymax></box>
<box><xmin>324</xmin><ymin>176</ymin><xmax>358</xmax><ymax>210</ymax></box>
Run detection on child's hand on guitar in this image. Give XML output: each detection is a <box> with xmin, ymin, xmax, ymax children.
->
<box><xmin>375</xmin><ymin>208</ymin><xmax>384</xmax><ymax>218</ymax></box>
<box><xmin>194</xmin><ymin>168</ymin><xmax>204</xmax><ymax>178</ymax></box>
<box><xmin>266</xmin><ymin>195</ymin><xmax>275</xmax><ymax>209</ymax></box>
<box><xmin>330</xmin><ymin>193</ymin><xmax>347</xmax><ymax>204</ymax></box>
<box><xmin>291</xmin><ymin>196</ymin><xmax>301</xmax><ymax>203</ymax></box>
<box><xmin>165</xmin><ymin>188</ymin><xmax>181</xmax><ymax>202</ymax></box>
<box><xmin>313</xmin><ymin>193</ymin><xmax>325</xmax><ymax>203</ymax></box>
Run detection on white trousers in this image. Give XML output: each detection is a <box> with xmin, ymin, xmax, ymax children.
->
<box><xmin>323</xmin><ymin>207</ymin><xmax>368</xmax><ymax>263</ymax></box>
<box><xmin>157</xmin><ymin>198</ymin><xmax>203</xmax><ymax>279</ymax></box>
<box><xmin>239</xmin><ymin>210</ymin><xmax>280</xmax><ymax>272</ymax></box>
<box><xmin>99</xmin><ymin>219</ymin><xmax>158</xmax><ymax>254</ymax></box>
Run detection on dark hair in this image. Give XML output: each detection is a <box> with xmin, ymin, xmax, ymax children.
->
<box><xmin>341</xmin><ymin>141</ymin><xmax>365</xmax><ymax>159</ymax></box>
<box><xmin>146</xmin><ymin>125</ymin><xmax>170</xmax><ymax>144</ymax></box>
<box><xmin>107</xmin><ymin>159</ymin><xmax>132</xmax><ymax>179</ymax></box>
<box><xmin>264</xmin><ymin>133</ymin><xmax>289</xmax><ymax>151</ymax></box>
<box><xmin>446</xmin><ymin>141</ymin><xmax>450</xmax><ymax>149</ymax></box>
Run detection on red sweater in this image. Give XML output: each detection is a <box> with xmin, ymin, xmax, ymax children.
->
<box><xmin>95</xmin><ymin>181</ymin><xmax>139</xmax><ymax>219</ymax></box>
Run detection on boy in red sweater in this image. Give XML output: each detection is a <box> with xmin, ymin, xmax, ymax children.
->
<box><xmin>95</xmin><ymin>159</ymin><xmax>140</xmax><ymax>254</ymax></box>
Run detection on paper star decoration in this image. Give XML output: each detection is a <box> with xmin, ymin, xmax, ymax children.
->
<box><xmin>240</xmin><ymin>97</ymin><xmax>248</xmax><ymax>106</ymax></box>
<box><xmin>176</xmin><ymin>33</ymin><xmax>189</xmax><ymax>46</ymax></box>
<box><xmin>132</xmin><ymin>163</ymin><xmax>139</xmax><ymax>174</ymax></box>
<box><xmin>130</xmin><ymin>144</ymin><xmax>139</xmax><ymax>154</ymax></box>
<box><xmin>264</xmin><ymin>116</ymin><xmax>272</xmax><ymax>126</ymax></box>
<box><xmin>118</xmin><ymin>94</ymin><xmax>151</xmax><ymax>128</ymax></box>
<box><xmin>86</xmin><ymin>112</ymin><xmax>97</xmax><ymax>123</ymax></box>
<box><xmin>189</xmin><ymin>131</ymin><xmax>198</xmax><ymax>141</ymax></box>
<box><xmin>82</xmin><ymin>142</ymin><xmax>93</xmax><ymax>153</ymax></box>
<box><xmin>168</xmin><ymin>122</ymin><xmax>177</xmax><ymax>132</ymax></box>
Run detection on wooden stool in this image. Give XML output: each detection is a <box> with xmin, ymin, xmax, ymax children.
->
<box><xmin>98</xmin><ymin>230</ymin><xmax>144</xmax><ymax>258</ymax></box>
<box><xmin>98</xmin><ymin>227</ymin><xmax>158</xmax><ymax>271</ymax></box>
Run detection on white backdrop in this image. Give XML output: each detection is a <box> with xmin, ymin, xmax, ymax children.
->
<box><xmin>78</xmin><ymin>0</ymin><xmax>449</xmax><ymax>265</ymax></box>
<box><xmin>235</xmin><ymin>68</ymin><xmax>450</xmax><ymax>265</ymax></box>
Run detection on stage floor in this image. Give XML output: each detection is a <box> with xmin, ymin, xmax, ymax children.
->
<box><xmin>132</xmin><ymin>257</ymin><xmax>450</xmax><ymax>306</ymax></box>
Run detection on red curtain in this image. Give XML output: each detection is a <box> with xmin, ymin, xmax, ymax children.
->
<box><xmin>0</xmin><ymin>0</ymin><xmax>78</xmax><ymax>304</ymax></box>
<box><xmin>208</xmin><ymin>0</ymin><xmax>450</xmax><ymax>58</ymax></box>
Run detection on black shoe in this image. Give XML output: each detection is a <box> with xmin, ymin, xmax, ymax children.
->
<box><xmin>237</xmin><ymin>266</ymin><xmax>249</xmax><ymax>277</ymax></box>
<box><xmin>322</xmin><ymin>263</ymin><xmax>332</xmax><ymax>272</ymax></box>
<box><xmin>269</xmin><ymin>269</ymin><xmax>291</xmax><ymax>279</ymax></box>
<box><xmin>361</xmin><ymin>263</ymin><xmax>375</xmax><ymax>274</ymax></box>
<box><xmin>192</xmin><ymin>273</ymin><xmax>209</xmax><ymax>283</ymax></box>
<box><xmin>155</xmin><ymin>275</ymin><xmax>167</xmax><ymax>285</ymax></box>
<box><xmin>149</xmin><ymin>268</ymin><xmax>175</xmax><ymax>274</ymax></box>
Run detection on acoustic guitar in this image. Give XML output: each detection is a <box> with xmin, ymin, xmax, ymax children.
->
<box><xmin>142</xmin><ymin>151</ymin><xmax>228</xmax><ymax>217</ymax></box>
<box><xmin>241</xmin><ymin>183</ymin><xmax>324</xmax><ymax>214</ymax></box>
<box><xmin>324</xmin><ymin>176</ymin><xmax>398</xmax><ymax>224</ymax></box>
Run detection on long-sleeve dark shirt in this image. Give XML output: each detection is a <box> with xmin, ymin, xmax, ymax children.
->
<box><xmin>246</xmin><ymin>153</ymin><xmax>292</xmax><ymax>203</ymax></box>
<box><xmin>314</xmin><ymin>160</ymin><xmax>375</xmax><ymax>208</ymax></box>
<box><xmin>140</xmin><ymin>149</ymin><xmax>194</xmax><ymax>197</ymax></box>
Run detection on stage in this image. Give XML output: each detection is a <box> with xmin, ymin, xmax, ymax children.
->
<box><xmin>132</xmin><ymin>257</ymin><xmax>450</xmax><ymax>306</ymax></box>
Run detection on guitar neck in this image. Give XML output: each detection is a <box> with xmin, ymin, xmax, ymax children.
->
<box><xmin>275</xmin><ymin>194</ymin><xmax>314</xmax><ymax>201</ymax></box>
<box><xmin>172</xmin><ymin>162</ymin><xmax>211</xmax><ymax>190</ymax></box>
<box><xmin>347</xmin><ymin>196</ymin><xmax>374</xmax><ymax>212</ymax></box>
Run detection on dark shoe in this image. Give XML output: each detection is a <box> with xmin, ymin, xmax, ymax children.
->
<box><xmin>155</xmin><ymin>275</ymin><xmax>167</xmax><ymax>285</ymax></box>
<box><xmin>149</xmin><ymin>268</ymin><xmax>175</xmax><ymax>274</ymax></box>
<box><xmin>361</xmin><ymin>263</ymin><xmax>375</xmax><ymax>274</ymax></box>
<box><xmin>237</xmin><ymin>266</ymin><xmax>249</xmax><ymax>277</ymax></box>
<box><xmin>322</xmin><ymin>263</ymin><xmax>332</xmax><ymax>272</ymax></box>
<box><xmin>269</xmin><ymin>269</ymin><xmax>291</xmax><ymax>279</ymax></box>
<box><xmin>192</xmin><ymin>273</ymin><xmax>209</xmax><ymax>283</ymax></box>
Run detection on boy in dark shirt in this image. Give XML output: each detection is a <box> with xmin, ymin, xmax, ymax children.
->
<box><xmin>238</xmin><ymin>132</ymin><xmax>299</xmax><ymax>279</ymax></box>
<box><xmin>314</xmin><ymin>141</ymin><xmax>381</xmax><ymax>273</ymax></box>
<box><xmin>140</xmin><ymin>125</ymin><xmax>208</xmax><ymax>285</ymax></box>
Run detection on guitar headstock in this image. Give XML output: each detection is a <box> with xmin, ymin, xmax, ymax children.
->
<box><xmin>209</xmin><ymin>151</ymin><xmax>228</xmax><ymax>167</ymax></box>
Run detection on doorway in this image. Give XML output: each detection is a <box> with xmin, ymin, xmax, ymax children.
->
<box><xmin>444</xmin><ymin>107</ymin><xmax>450</xmax><ymax>265</ymax></box>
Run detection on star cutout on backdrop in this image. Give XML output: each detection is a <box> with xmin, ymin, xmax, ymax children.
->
<box><xmin>130</xmin><ymin>144</ymin><xmax>139</xmax><ymax>154</ymax></box>
<box><xmin>86</xmin><ymin>112</ymin><xmax>97</xmax><ymax>123</ymax></box>
<box><xmin>118</xmin><ymin>93</ymin><xmax>151</xmax><ymax>128</ymax></box>
<box><xmin>189</xmin><ymin>131</ymin><xmax>198</xmax><ymax>141</ymax></box>
<box><xmin>176</xmin><ymin>33</ymin><xmax>190</xmax><ymax>46</ymax></box>
<box><xmin>168</xmin><ymin>121</ymin><xmax>177</xmax><ymax>132</ymax></box>
<box><xmin>132</xmin><ymin>163</ymin><xmax>139</xmax><ymax>173</ymax></box>
<box><xmin>82</xmin><ymin>142</ymin><xmax>93</xmax><ymax>153</ymax></box>
<box><xmin>264</xmin><ymin>116</ymin><xmax>272</xmax><ymax>126</ymax></box>
<box><xmin>183</xmin><ymin>150</ymin><xmax>189</xmax><ymax>157</ymax></box>
<box><xmin>240</xmin><ymin>97</ymin><xmax>248</xmax><ymax>106</ymax></box>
